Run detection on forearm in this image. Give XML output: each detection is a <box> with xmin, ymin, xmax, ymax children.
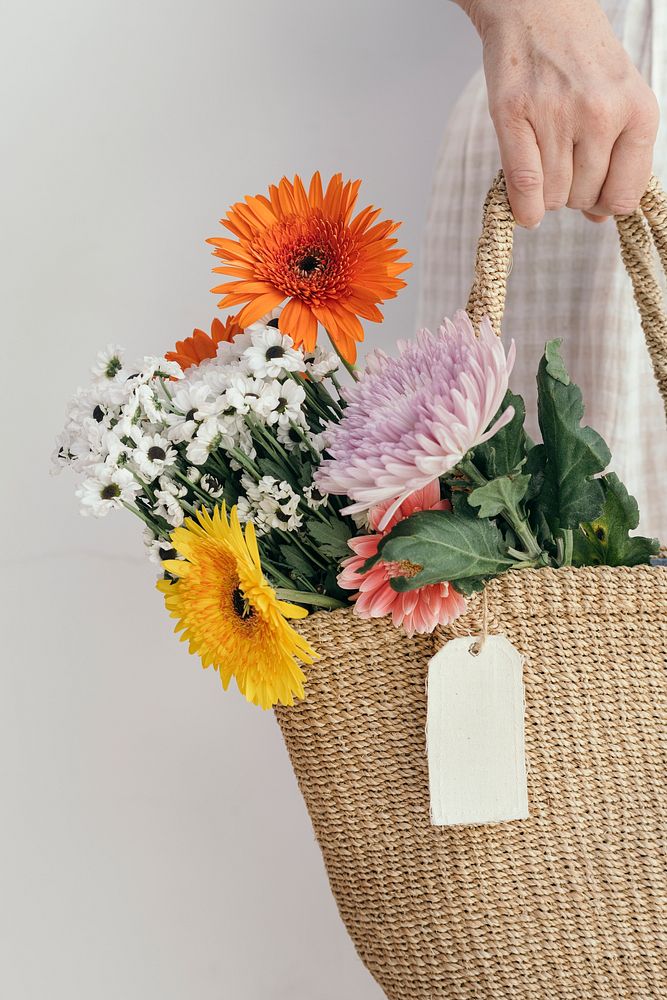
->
<box><xmin>453</xmin><ymin>0</ymin><xmax>607</xmax><ymax>40</ymax></box>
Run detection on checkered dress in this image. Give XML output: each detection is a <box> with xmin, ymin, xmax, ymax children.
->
<box><xmin>420</xmin><ymin>0</ymin><xmax>667</xmax><ymax>537</ymax></box>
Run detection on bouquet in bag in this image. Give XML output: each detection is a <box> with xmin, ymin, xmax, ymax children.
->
<box><xmin>54</xmin><ymin>172</ymin><xmax>660</xmax><ymax>708</ymax></box>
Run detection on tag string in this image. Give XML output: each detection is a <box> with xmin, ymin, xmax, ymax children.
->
<box><xmin>471</xmin><ymin>589</ymin><xmax>489</xmax><ymax>656</ymax></box>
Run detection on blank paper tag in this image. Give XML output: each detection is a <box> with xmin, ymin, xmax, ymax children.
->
<box><xmin>427</xmin><ymin>635</ymin><xmax>529</xmax><ymax>827</ymax></box>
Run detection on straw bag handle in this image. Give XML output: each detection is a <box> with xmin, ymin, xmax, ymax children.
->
<box><xmin>466</xmin><ymin>170</ymin><xmax>667</xmax><ymax>421</ymax></box>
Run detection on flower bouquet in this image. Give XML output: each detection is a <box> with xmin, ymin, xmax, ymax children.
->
<box><xmin>56</xmin><ymin>170</ymin><xmax>667</xmax><ymax>999</ymax></box>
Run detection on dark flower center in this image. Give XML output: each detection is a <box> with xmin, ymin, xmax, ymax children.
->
<box><xmin>147</xmin><ymin>445</ymin><xmax>167</xmax><ymax>461</ymax></box>
<box><xmin>298</xmin><ymin>253</ymin><xmax>321</xmax><ymax>274</ymax></box>
<box><xmin>276</xmin><ymin>509</ymin><xmax>291</xmax><ymax>523</ymax></box>
<box><xmin>100</xmin><ymin>483</ymin><xmax>121</xmax><ymax>500</ymax></box>
<box><xmin>93</xmin><ymin>405</ymin><xmax>105</xmax><ymax>422</ymax></box>
<box><xmin>231</xmin><ymin>586</ymin><xmax>254</xmax><ymax>620</ymax></box>
<box><xmin>203</xmin><ymin>474</ymin><xmax>222</xmax><ymax>492</ymax></box>
<box><xmin>266</xmin><ymin>345</ymin><xmax>285</xmax><ymax>360</ymax></box>
<box><xmin>105</xmin><ymin>357</ymin><xmax>122</xmax><ymax>379</ymax></box>
<box><xmin>267</xmin><ymin>318</ymin><xmax>280</xmax><ymax>329</ymax></box>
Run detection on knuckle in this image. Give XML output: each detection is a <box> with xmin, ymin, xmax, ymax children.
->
<box><xmin>544</xmin><ymin>194</ymin><xmax>568</xmax><ymax>211</ymax></box>
<box><xmin>491</xmin><ymin>90</ymin><xmax>530</xmax><ymax>124</ymax></box>
<box><xmin>567</xmin><ymin>192</ymin><xmax>597</xmax><ymax>210</ymax></box>
<box><xmin>629</xmin><ymin>100</ymin><xmax>660</xmax><ymax>143</ymax></box>
<box><xmin>508</xmin><ymin>167</ymin><xmax>543</xmax><ymax>194</ymax></box>
<box><xmin>635</xmin><ymin>87</ymin><xmax>660</xmax><ymax>126</ymax></box>
<box><xmin>581</xmin><ymin>94</ymin><xmax>615</xmax><ymax>133</ymax></box>
<box><xmin>603</xmin><ymin>193</ymin><xmax>641</xmax><ymax>215</ymax></box>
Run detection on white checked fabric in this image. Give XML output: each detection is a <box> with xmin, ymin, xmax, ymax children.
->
<box><xmin>420</xmin><ymin>0</ymin><xmax>667</xmax><ymax>537</ymax></box>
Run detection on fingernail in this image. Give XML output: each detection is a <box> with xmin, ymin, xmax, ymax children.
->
<box><xmin>527</xmin><ymin>221</ymin><xmax>541</xmax><ymax>230</ymax></box>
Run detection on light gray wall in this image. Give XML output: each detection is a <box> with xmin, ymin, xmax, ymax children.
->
<box><xmin>1</xmin><ymin>2</ymin><xmax>480</xmax><ymax>997</ymax></box>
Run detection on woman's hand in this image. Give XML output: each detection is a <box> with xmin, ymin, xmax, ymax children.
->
<box><xmin>455</xmin><ymin>0</ymin><xmax>660</xmax><ymax>226</ymax></box>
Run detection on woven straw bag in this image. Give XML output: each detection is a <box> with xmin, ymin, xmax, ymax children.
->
<box><xmin>275</xmin><ymin>173</ymin><xmax>667</xmax><ymax>1000</ymax></box>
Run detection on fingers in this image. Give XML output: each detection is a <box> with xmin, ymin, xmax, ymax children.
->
<box><xmin>538</xmin><ymin>133</ymin><xmax>573</xmax><ymax>212</ymax></box>
<box><xmin>567</xmin><ymin>137</ymin><xmax>612</xmax><ymax>213</ymax></box>
<box><xmin>590</xmin><ymin>107</ymin><xmax>658</xmax><ymax>216</ymax></box>
<box><xmin>581</xmin><ymin>211</ymin><xmax>609</xmax><ymax>224</ymax></box>
<box><xmin>494</xmin><ymin>115</ymin><xmax>545</xmax><ymax>228</ymax></box>
<box><xmin>492</xmin><ymin>87</ymin><xmax>658</xmax><ymax>226</ymax></box>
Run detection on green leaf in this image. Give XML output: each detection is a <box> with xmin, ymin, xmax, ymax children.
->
<box><xmin>307</xmin><ymin>515</ymin><xmax>353</xmax><ymax>561</ymax></box>
<box><xmin>572</xmin><ymin>472</ymin><xmax>660</xmax><ymax>567</ymax></box>
<box><xmin>544</xmin><ymin>338</ymin><xmax>571</xmax><ymax>384</ymax></box>
<box><xmin>468</xmin><ymin>474</ymin><xmax>531</xmax><ymax>518</ymax></box>
<box><xmin>378</xmin><ymin>510</ymin><xmax>514</xmax><ymax>592</ymax></box>
<box><xmin>472</xmin><ymin>391</ymin><xmax>529</xmax><ymax>479</ymax></box>
<box><xmin>452</xmin><ymin>577</ymin><xmax>488</xmax><ymax>597</ymax></box>
<box><xmin>279</xmin><ymin>544</ymin><xmax>313</xmax><ymax>577</ymax></box>
<box><xmin>524</xmin><ymin>444</ymin><xmax>546</xmax><ymax>501</ymax></box>
<box><xmin>536</xmin><ymin>341</ymin><xmax>611</xmax><ymax>530</ymax></box>
<box><xmin>449</xmin><ymin>488</ymin><xmax>479</xmax><ymax>520</ymax></box>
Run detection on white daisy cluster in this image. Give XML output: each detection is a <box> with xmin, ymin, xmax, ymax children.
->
<box><xmin>237</xmin><ymin>475</ymin><xmax>303</xmax><ymax>535</ymax></box>
<box><xmin>54</xmin><ymin>317</ymin><xmax>342</xmax><ymax>549</ymax></box>
<box><xmin>53</xmin><ymin>344</ymin><xmax>184</xmax><ymax>518</ymax></box>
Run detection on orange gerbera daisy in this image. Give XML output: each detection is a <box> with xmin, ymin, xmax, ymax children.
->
<box><xmin>165</xmin><ymin>314</ymin><xmax>242</xmax><ymax>371</ymax></box>
<box><xmin>206</xmin><ymin>172</ymin><xmax>411</xmax><ymax>363</ymax></box>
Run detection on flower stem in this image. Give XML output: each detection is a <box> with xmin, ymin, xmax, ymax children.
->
<box><xmin>458</xmin><ymin>456</ymin><xmax>544</xmax><ymax>561</ymax></box>
<box><xmin>560</xmin><ymin>528</ymin><xmax>574</xmax><ymax>567</ymax></box>
<box><xmin>275</xmin><ymin>588</ymin><xmax>346</xmax><ymax>609</ymax></box>
<box><xmin>121</xmin><ymin>501</ymin><xmax>171</xmax><ymax>539</ymax></box>
<box><xmin>327</xmin><ymin>331</ymin><xmax>360</xmax><ymax>382</ymax></box>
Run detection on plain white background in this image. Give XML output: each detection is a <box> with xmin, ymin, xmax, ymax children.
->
<box><xmin>1</xmin><ymin>2</ymin><xmax>480</xmax><ymax>996</ymax></box>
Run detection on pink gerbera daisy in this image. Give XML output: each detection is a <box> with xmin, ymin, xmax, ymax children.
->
<box><xmin>317</xmin><ymin>310</ymin><xmax>515</xmax><ymax>528</ymax></box>
<box><xmin>337</xmin><ymin>482</ymin><xmax>467</xmax><ymax>636</ymax></box>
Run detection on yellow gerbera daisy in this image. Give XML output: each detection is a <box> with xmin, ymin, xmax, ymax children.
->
<box><xmin>157</xmin><ymin>504</ymin><xmax>316</xmax><ymax>709</ymax></box>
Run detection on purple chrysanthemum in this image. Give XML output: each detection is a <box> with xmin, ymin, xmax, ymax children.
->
<box><xmin>316</xmin><ymin>311</ymin><xmax>516</xmax><ymax>527</ymax></box>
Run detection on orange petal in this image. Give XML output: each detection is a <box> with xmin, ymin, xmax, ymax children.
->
<box><xmin>280</xmin><ymin>298</ymin><xmax>318</xmax><ymax>351</ymax></box>
<box><xmin>308</xmin><ymin>171</ymin><xmax>323</xmax><ymax>209</ymax></box>
<box><xmin>236</xmin><ymin>291</ymin><xmax>285</xmax><ymax>327</ymax></box>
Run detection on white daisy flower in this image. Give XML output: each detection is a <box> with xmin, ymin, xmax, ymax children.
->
<box><xmin>308</xmin><ymin>431</ymin><xmax>327</xmax><ymax>454</ymax></box>
<box><xmin>76</xmin><ymin>466</ymin><xmax>140</xmax><ymax>517</ymax></box>
<box><xmin>253</xmin><ymin>383</ymin><xmax>288</xmax><ymax>423</ymax></box>
<box><xmin>132</xmin><ymin>356</ymin><xmax>183</xmax><ymax>384</ymax></box>
<box><xmin>266</xmin><ymin>379</ymin><xmax>307</xmax><ymax>428</ymax></box>
<box><xmin>165</xmin><ymin>382</ymin><xmax>209</xmax><ymax>444</ymax></box>
<box><xmin>200</xmin><ymin>473</ymin><xmax>225</xmax><ymax>499</ymax></box>
<box><xmin>101</xmin><ymin>428</ymin><xmax>133</xmax><ymax>468</ymax></box>
<box><xmin>51</xmin><ymin>433</ymin><xmax>76</xmax><ymax>474</ymax></box>
<box><xmin>132</xmin><ymin>382</ymin><xmax>168</xmax><ymax>425</ymax></box>
<box><xmin>303</xmin><ymin>483</ymin><xmax>329</xmax><ymax>511</ymax></box>
<box><xmin>304</xmin><ymin>345</ymin><xmax>340</xmax><ymax>382</ymax></box>
<box><xmin>133</xmin><ymin>433</ymin><xmax>177</xmax><ymax>481</ymax></box>
<box><xmin>243</xmin><ymin>326</ymin><xmax>305</xmax><ymax>379</ymax></box>
<box><xmin>91</xmin><ymin>344</ymin><xmax>126</xmax><ymax>381</ymax></box>
<box><xmin>186</xmin><ymin>418</ymin><xmax>223</xmax><ymax>466</ymax></box>
<box><xmin>157</xmin><ymin>474</ymin><xmax>186</xmax><ymax>498</ymax></box>
<box><xmin>223</xmin><ymin>374</ymin><xmax>267</xmax><ymax>416</ymax></box>
<box><xmin>154</xmin><ymin>488</ymin><xmax>185</xmax><ymax>528</ymax></box>
<box><xmin>143</xmin><ymin>528</ymin><xmax>179</xmax><ymax>567</ymax></box>
<box><xmin>275</xmin><ymin>422</ymin><xmax>305</xmax><ymax>451</ymax></box>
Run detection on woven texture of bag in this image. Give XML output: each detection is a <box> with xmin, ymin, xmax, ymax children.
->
<box><xmin>274</xmin><ymin>174</ymin><xmax>667</xmax><ymax>1000</ymax></box>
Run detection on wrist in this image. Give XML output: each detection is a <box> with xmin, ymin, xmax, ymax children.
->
<box><xmin>453</xmin><ymin>0</ymin><xmax>505</xmax><ymax>36</ymax></box>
